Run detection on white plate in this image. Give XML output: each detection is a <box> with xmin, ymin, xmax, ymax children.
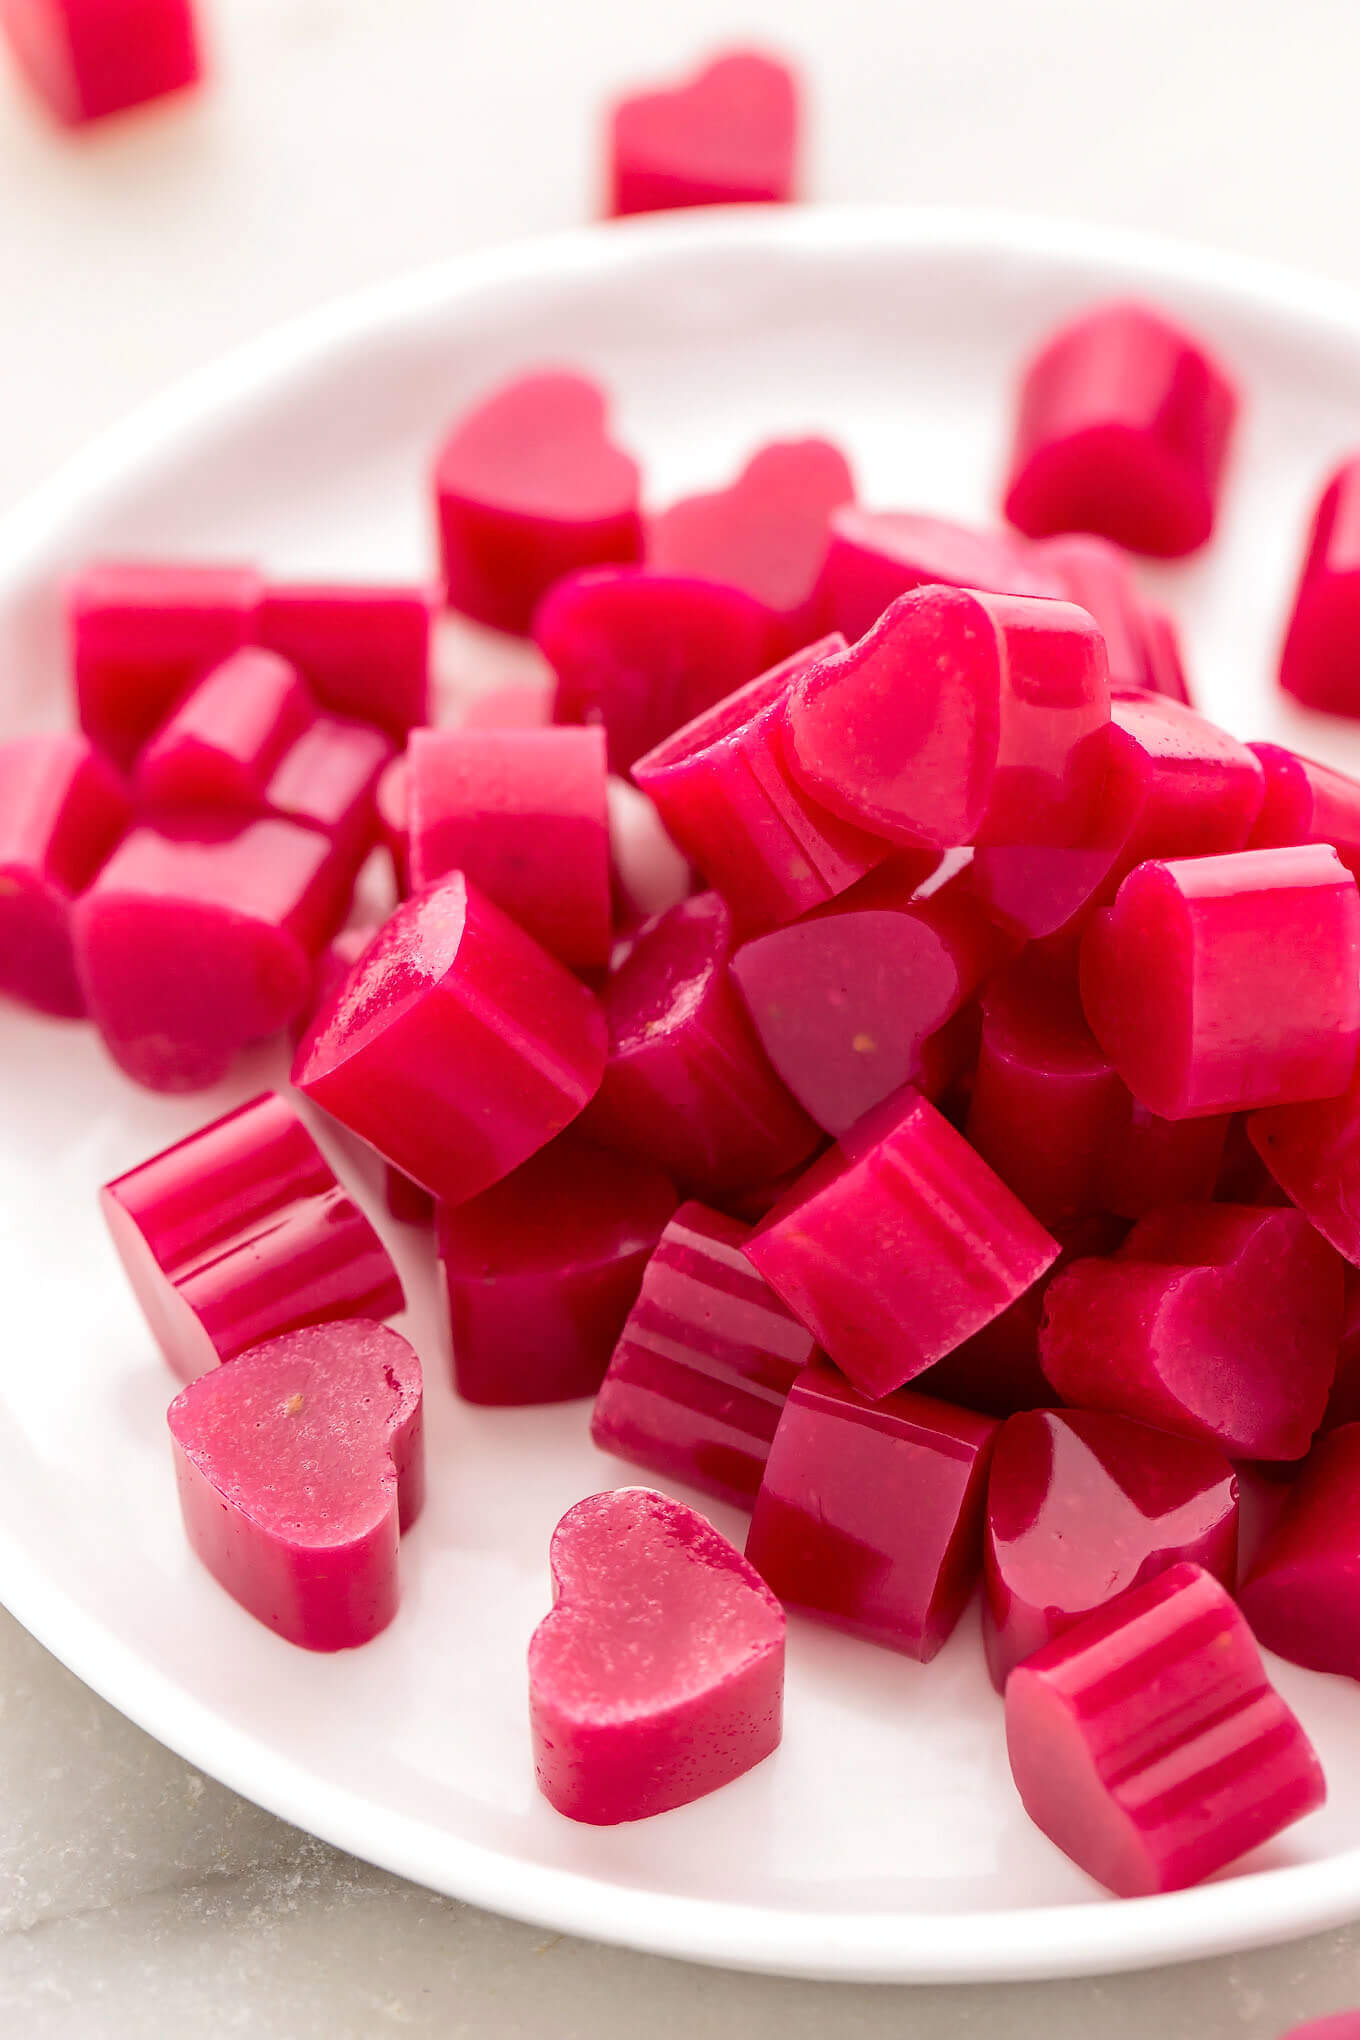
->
<box><xmin>6</xmin><ymin>206</ymin><xmax>1360</xmax><ymax>1986</ymax></box>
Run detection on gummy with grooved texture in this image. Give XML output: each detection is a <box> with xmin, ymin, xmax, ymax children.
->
<box><xmin>0</xmin><ymin>733</ymin><xmax>129</xmax><ymax>1016</ymax></box>
<box><xmin>608</xmin><ymin>50</ymin><xmax>797</xmax><ymax>216</ymax></box>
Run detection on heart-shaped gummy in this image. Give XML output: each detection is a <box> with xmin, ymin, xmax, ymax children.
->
<box><xmin>167</xmin><ymin>1320</ymin><xmax>424</xmax><ymax>1651</ymax></box>
<box><xmin>434</xmin><ymin>371</ymin><xmax>642</xmax><ymax>635</ymax></box>
<box><xmin>609</xmin><ymin>50</ymin><xmax>798</xmax><ymax>217</ymax></box>
<box><xmin>528</xmin><ymin>1486</ymin><xmax>784</xmax><ymax>1824</ymax></box>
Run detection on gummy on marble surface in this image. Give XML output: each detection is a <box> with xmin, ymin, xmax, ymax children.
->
<box><xmin>292</xmin><ymin>871</ymin><xmax>607</xmax><ymax>1206</ymax></box>
<box><xmin>1003</xmin><ymin>300</ymin><xmax>1238</xmax><ymax>558</ymax></box>
<box><xmin>434</xmin><ymin>372</ymin><xmax>642</xmax><ymax>635</ymax></box>
<box><xmin>0</xmin><ymin>732</ymin><xmax>129</xmax><ymax>1016</ymax></box>
<box><xmin>1248</xmin><ymin>740</ymin><xmax>1360</xmax><ymax>879</ymax></box>
<box><xmin>590</xmin><ymin>1200</ymin><xmax>815</xmax><ymax>1509</ymax></box>
<box><xmin>1279</xmin><ymin>458</ymin><xmax>1360</xmax><ymax>716</ymax></box>
<box><xmin>69</xmin><ymin>561</ymin><xmax>261</xmax><ymax>770</ymax></box>
<box><xmin>256</xmin><ymin>583</ymin><xmax>432</xmax><ymax>739</ymax></box>
<box><xmin>784</xmin><ymin>585</ymin><xmax>1110</xmax><ymax>850</ymax></box>
<box><xmin>538</xmin><ymin>566</ymin><xmax>772</xmax><ymax>774</ymax></box>
<box><xmin>815</xmin><ymin>505</ymin><xmax>1065</xmax><ymax>644</ymax></box>
<box><xmin>647</xmin><ymin>439</ymin><xmax>853</xmax><ymax>656</ymax></box>
<box><xmin>75</xmin><ymin>815</ymin><xmax>357</xmax><ymax>1091</ymax></box>
<box><xmin>1079</xmin><ymin>844</ymin><xmax>1360</xmax><ymax>1119</ymax></box>
<box><xmin>168</xmin><ymin>1321</ymin><xmax>423</xmax><ymax>1652</ymax></box>
<box><xmin>529</xmin><ymin>1486</ymin><xmax>784</xmax><ymax>1824</ymax></box>
<box><xmin>1240</xmin><ymin>1423</ymin><xmax>1360</xmax><ymax>1680</ymax></box>
<box><xmin>437</xmin><ymin>1135</ymin><xmax>676</xmax><ymax>1405</ymax></box>
<box><xmin>1005</xmin><ymin>1563</ymin><xmax>1324</xmax><ymax>1896</ymax></box>
<box><xmin>746</xmin><ymin>1087</ymin><xmax>1060</xmax><ymax>1400</ymax></box>
<box><xmin>0</xmin><ymin>0</ymin><xmax>200</xmax><ymax>125</ymax></box>
<box><xmin>983</xmin><ymin>1407</ymin><xmax>1238</xmax><ymax>1689</ymax></box>
<box><xmin>607</xmin><ymin>49</ymin><xmax>797</xmax><ymax>216</ymax></box>
<box><xmin>407</xmin><ymin>725</ymin><xmax>611</xmax><ymax>969</ymax></box>
<box><xmin>102</xmin><ymin>1091</ymin><xmax>404</xmax><ymax>1382</ymax></box>
<box><xmin>134</xmin><ymin>648</ymin><xmax>315</xmax><ymax>811</ymax></box>
<box><xmin>745</xmin><ymin>1358</ymin><xmax>998</xmax><ymax>1660</ymax></box>
<box><xmin>581</xmin><ymin>891</ymin><xmax>820</xmax><ymax>1201</ymax></box>
<box><xmin>1039</xmin><ymin>1203</ymin><xmax>1343</xmax><ymax>1460</ymax></box>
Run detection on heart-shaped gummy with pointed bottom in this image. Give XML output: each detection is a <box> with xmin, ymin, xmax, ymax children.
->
<box><xmin>167</xmin><ymin>1320</ymin><xmax>424</xmax><ymax>1652</ymax></box>
<box><xmin>608</xmin><ymin>50</ymin><xmax>798</xmax><ymax>217</ymax></box>
<box><xmin>434</xmin><ymin>372</ymin><xmax>642</xmax><ymax>635</ymax></box>
<box><xmin>528</xmin><ymin>1486</ymin><xmax>784</xmax><ymax>1824</ymax></box>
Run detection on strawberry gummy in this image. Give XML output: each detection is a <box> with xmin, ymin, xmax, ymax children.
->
<box><xmin>1</xmin><ymin>0</ymin><xmax>200</xmax><ymax>126</ymax></box>
<box><xmin>607</xmin><ymin>49</ymin><xmax>798</xmax><ymax>216</ymax></box>
<box><xmin>0</xmin><ymin>732</ymin><xmax>129</xmax><ymax>1017</ymax></box>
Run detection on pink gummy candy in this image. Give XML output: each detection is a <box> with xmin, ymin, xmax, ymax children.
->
<box><xmin>731</xmin><ymin>863</ymin><xmax>1008</xmax><ymax>1136</ymax></box>
<box><xmin>529</xmin><ymin>1486</ymin><xmax>784</xmax><ymax>1824</ymax></box>
<box><xmin>538</xmin><ymin>566</ymin><xmax>772</xmax><ymax>775</ymax></box>
<box><xmin>433</xmin><ymin>372</ymin><xmax>642</xmax><ymax>636</ymax></box>
<box><xmin>437</xmin><ymin>1134</ymin><xmax>676</xmax><ymax>1405</ymax></box>
<box><xmin>631</xmin><ymin>635</ymin><xmax>899</xmax><ymax>939</ymax></box>
<box><xmin>102</xmin><ymin>1091</ymin><xmax>404</xmax><ymax>1381</ymax></box>
<box><xmin>1035</xmin><ymin>532</ymin><xmax>1188</xmax><ymax>699</ymax></box>
<box><xmin>815</xmin><ymin>506</ymin><xmax>1065</xmax><ymax>645</ymax></box>
<box><xmin>1280</xmin><ymin>458</ymin><xmax>1360</xmax><ymax>717</ymax></box>
<box><xmin>1039</xmin><ymin>1203</ymin><xmax>1343</xmax><ymax>1460</ymax></box>
<box><xmin>590</xmin><ymin>1200</ymin><xmax>815</xmax><ymax>1509</ymax></box>
<box><xmin>256</xmin><ymin>583</ymin><xmax>431</xmax><ymax>740</ymax></box>
<box><xmin>966</xmin><ymin>954</ymin><xmax>1228</xmax><ymax>1225</ymax></box>
<box><xmin>1249</xmin><ymin>1064</ymin><xmax>1360</xmax><ymax>1265</ymax></box>
<box><xmin>971</xmin><ymin>689</ymin><xmax>1264</xmax><ymax>947</ymax></box>
<box><xmin>746</xmin><ymin>1087</ymin><xmax>1060</xmax><ymax>1400</ymax></box>
<box><xmin>0</xmin><ymin>0</ymin><xmax>200</xmax><ymax>125</ymax></box>
<box><xmin>0</xmin><ymin>732</ymin><xmax>129</xmax><ymax>1016</ymax></box>
<box><xmin>69</xmin><ymin>561</ymin><xmax>261</xmax><ymax>769</ymax></box>
<box><xmin>784</xmin><ymin>585</ymin><xmax>1111</xmax><ymax>850</ymax></box>
<box><xmin>407</xmin><ymin>725</ymin><xmax>611</xmax><ymax>969</ymax></box>
<box><xmin>292</xmin><ymin>871</ymin><xmax>607</xmax><ymax>1206</ymax></box>
<box><xmin>581</xmin><ymin>891</ymin><xmax>820</xmax><ymax>1201</ymax></box>
<box><xmin>1140</xmin><ymin>608</ymin><xmax>1193</xmax><ymax>706</ymax></box>
<box><xmin>167</xmin><ymin>1320</ymin><xmax>423</xmax><ymax>1652</ymax></box>
<box><xmin>75</xmin><ymin>815</ymin><xmax>358</xmax><ymax>1091</ymax></box>
<box><xmin>1079</xmin><ymin>845</ymin><xmax>1360</xmax><ymax>1120</ymax></box>
<box><xmin>745</xmin><ymin>1358</ymin><xmax>999</xmax><ymax>1660</ymax></box>
<box><xmin>263</xmin><ymin>714</ymin><xmax>395</xmax><ymax>865</ymax></box>
<box><xmin>1003</xmin><ymin>301</ymin><xmax>1239</xmax><ymax>558</ymax></box>
<box><xmin>607</xmin><ymin>49</ymin><xmax>797</xmax><ymax>216</ymax></box>
<box><xmin>1279</xmin><ymin>2021</ymin><xmax>1360</xmax><ymax>2040</ymax></box>
<box><xmin>134</xmin><ymin>648</ymin><xmax>315</xmax><ymax>811</ymax></box>
<box><xmin>1249</xmin><ymin>741</ymin><xmax>1360</xmax><ymax>880</ymax></box>
<box><xmin>1006</xmin><ymin>1563</ymin><xmax>1324</xmax><ymax>1896</ymax></box>
<box><xmin>647</xmin><ymin>440</ymin><xmax>854</xmax><ymax>657</ymax></box>
<box><xmin>606</xmin><ymin>775</ymin><xmax>693</xmax><ymax>932</ymax></box>
<box><xmin>983</xmin><ymin>1407</ymin><xmax>1238</xmax><ymax>1690</ymax></box>
<box><xmin>1241</xmin><ymin>1423</ymin><xmax>1360</xmax><ymax>1680</ymax></box>
<box><xmin>374</xmin><ymin>753</ymin><xmax>409</xmax><ymax>896</ymax></box>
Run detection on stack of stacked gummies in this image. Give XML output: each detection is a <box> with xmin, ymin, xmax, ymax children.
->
<box><xmin>11</xmin><ymin>291</ymin><xmax>1360</xmax><ymax>1899</ymax></box>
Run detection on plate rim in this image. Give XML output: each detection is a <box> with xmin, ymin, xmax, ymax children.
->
<box><xmin>6</xmin><ymin>201</ymin><xmax>1360</xmax><ymax>1983</ymax></box>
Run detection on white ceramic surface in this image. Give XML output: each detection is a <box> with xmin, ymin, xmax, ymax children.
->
<box><xmin>4</xmin><ymin>206</ymin><xmax>1360</xmax><ymax>1986</ymax></box>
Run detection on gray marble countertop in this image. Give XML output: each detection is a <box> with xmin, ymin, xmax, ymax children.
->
<box><xmin>6</xmin><ymin>1</ymin><xmax>1360</xmax><ymax>2030</ymax></box>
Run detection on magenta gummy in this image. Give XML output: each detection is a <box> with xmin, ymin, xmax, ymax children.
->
<box><xmin>1241</xmin><ymin>1424</ymin><xmax>1360</xmax><ymax>1679</ymax></box>
<box><xmin>293</xmin><ymin>872</ymin><xmax>606</xmax><ymax>1206</ymax></box>
<box><xmin>434</xmin><ymin>372</ymin><xmax>642</xmax><ymax>635</ymax></box>
<box><xmin>747</xmin><ymin>1088</ymin><xmax>1059</xmax><ymax>1400</ymax></box>
<box><xmin>538</xmin><ymin>566</ymin><xmax>772</xmax><ymax>775</ymax></box>
<box><xmin>1249</xmin><ymin>741</ymin><xmax>1360</xmax><ymax>879</ymax></box>
<box><xmin>529</xmin><ymin>1486</ymin><xmax>784</xmax><ymax>1824</ymax></box>
<box><xmin>647</xmin><ymin>439</ymin><xmax>853</xmax><ymax>656</ymax></box>
<box><xmin>0</xmin><ymin>733</ymin><xmax>129</xmax><ymax>1017</ymax></box>
<box><xmin>257</xmin><ymin>583</ymin><xmax>431</xmax><ymax>740</ymax></box>
<box><xmin>69</xmin><ymin>561</ymin><xmax>261</xmax><ymax>769</ymax></box>
<box><xmin>1280</xmin><ymin>458</ymin><xmax>1360</xmax><ymax>716</ymax></box>
<box><xmin>983</xmin><ymin>1408</ymin><xmax>1238</xmax><ymax>1690</ymax></box>
<box><xmin>375</xmin><ymin>754</ymin><xmax>409</xmax><ymax>896</ymax></box>
<box><xmin>102</xmin><ymin>1091</ymin><xmax>404</xmax><ymax>1381</ymax></box>
<box><xmin>76</xmin><ymin>816</ymin><xmax>357</xmax><ymax>1091</ymax></box>
<box><xmin>583</xmin><ymin>891</ymin><xmax>820</xmax><ymax>1200</ymax></box>
<box><xmin>408</xmin><ymin>725</ymin><xmax>611</xmax><ymax>969</ymax></box>
<box><xmin>608</xmin><ymin>48</ymin><xmax>797</xmax><ymax>216</ymax></box>
<box><xmin>1080</xmin><ymin>845</ymin><xmax>1360</xmax><ymax>1119</ymax></box>
<box><xmin>135</xmin><ymin>648</ymin><xmax>315</xmax><ymax>811</ymax></box>
<box><xmin>1</xmin><ymin>0</ymin><xmax>200</xmax><ymax>125</ymax></box>
<box><xmin>590</xmin><ymin>1200</ymin><xmax>815</xmax><ymax>1509</ymax></box>
<box><xmin>631</xmin><ymin>635</ymin><xmax>899</xmax><ymax>939</ymax></box>
<box><xmin>1039</xmin><ymin>1203</ymin><xmax>1343</xmax><ymax>1460</ymax></box>
<box><xmin>1250</xmin><ymin>1065</ymin><xmax>1360</xmax><ymax>1265</ymax></box>
<box><xmin>1003</xmin><ymin>300</ymin><xmax>1238</xmax><ymax>558</ymax></box>
<box><xmin>785</xmin><ymin>585</ymin><xmax>1110</xmax><ymax>850</ymax></box>
<box><xmin>264</xmin><ymin>714</ymin><xmax>395</xmax><ymax>865</ymax></box>
<box><xmin>1006</xmin><ymin>1563</ymin><xmax>1324</xmax><ymax>1896</ymax></box>
<box><xmin>816</xmin><ymin>505</ymin><xmax>1064</xmax><ymax>644</ymax></box>
<box><xmin>1036</xmin><ymin>532</ymin><xmax>1176</xmax><ymax>696</ymax></box>
<box><xmin>1140</xmin><ymin>608</ymin><xmax>1193</xmax><ymax>705</ymax></box>
<box><xmin>437</xmin><ymin>1135</ymin><xmax>676</xmax><ymax>1405</ymax></box>
<box><xmin>168</xmin><ymin>1321</ymin><xmax>423</xmax><ymax>1652</ymax></box>
<box><xmin>731</xmin><ymin>864</ymin><xmax>1006</xmax><ymax>1136</ymax></box>
<box><xmin>746</xmin><ymin>1360</ymin><xmax>998</xmax><ymax>1660</ymax></box>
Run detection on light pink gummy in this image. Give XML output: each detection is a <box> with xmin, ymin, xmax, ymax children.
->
<box><xmin>607</xmin><ymin>49</ymin><xmax>798</xmax><ymax>216</ymax></box>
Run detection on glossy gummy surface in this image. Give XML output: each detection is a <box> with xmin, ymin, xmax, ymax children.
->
<box><xmin>1249</xmin><ymin>740</ymin><xmax>1360</xmax><ymax>880</ymax></box>
<box><xmin>1241</xmin><ymin>1422</ymin><xmax>1360</xmax><ymax>1678</ymax></box>
<box><xmin>607</xmin><ymin>50</ymin><xmax>797</xmax><ymax>216</ymax></box>
<box><xmin>0</xmin><ymin>731</ymin><xmax>130</xmax><ymax>1016</ymax></box>
<box><xmin>1250</xmin><ymin>1064</ymin><xmax>1360</xmax><ymax>1266</ymax></box>
<box><xmin>134</xmin><ymin>647</ymin><xmax>315</xmax><ymax>811</ymax></box>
